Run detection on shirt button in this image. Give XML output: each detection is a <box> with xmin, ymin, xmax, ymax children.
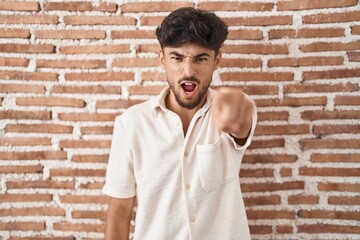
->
<box><xmin>184</xmin><ymin>152</ymin><xmax>188</xmax><ymax>157</ymax></box>
<box><xmin>190</xmin><ymin>217</ymin><xmax>196</xmax><ymax>223</ymax></box>
<box><xmin>185</xmin><ymin>184</ymin><xmax>191</xmax><ymax>190</ymax></box>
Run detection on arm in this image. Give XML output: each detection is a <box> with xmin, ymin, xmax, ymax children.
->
<box><xmin>105</xmin><ymin>196</ymin><xmax>136</xmax><ymax>240</ymax></box>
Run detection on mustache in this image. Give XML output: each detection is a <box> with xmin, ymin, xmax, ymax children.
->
<box><xmin>178</xmin><ymin>76</ymin><xmax>200</xmax><ymax>84</ymax></box>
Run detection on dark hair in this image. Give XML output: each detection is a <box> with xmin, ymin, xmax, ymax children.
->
<box><xmin>156</xmin><ymin>7</ymin><xmax>228</xmax><ymax>54</ymax></box>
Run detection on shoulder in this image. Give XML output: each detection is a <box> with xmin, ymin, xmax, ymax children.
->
<box><xmin>115</xmin><ymin>99</ymin><xmax>153</xmax><ymax>126</ymax></box>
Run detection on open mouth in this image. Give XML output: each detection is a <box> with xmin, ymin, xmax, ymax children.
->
<box><xmin>181</xmin><ymin>82</ymin><xmax>198</xmax><ymax>97</ymax></box>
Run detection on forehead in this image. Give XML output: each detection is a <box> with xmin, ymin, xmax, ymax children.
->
<box><xmin>163</xmin><ymin>43</ymin><xmax>215</xmax><ymax>57</ymax></box>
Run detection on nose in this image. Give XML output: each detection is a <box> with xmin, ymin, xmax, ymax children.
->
<box><xmin>182</xmin><ymin>59</ymin><xmax>196</xmax><ymax>77</ymax></box>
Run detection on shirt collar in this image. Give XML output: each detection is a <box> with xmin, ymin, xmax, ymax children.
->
<box><xmin>151</xmin><ymin>87</ymin><xmax>215</xmax><ymax>117</ymax></box>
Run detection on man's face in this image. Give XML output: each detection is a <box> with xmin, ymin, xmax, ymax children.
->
<box><xmin>159</xmin><ymin>43</ymin><xmax>221</xmax><ymax>110</ymax></box>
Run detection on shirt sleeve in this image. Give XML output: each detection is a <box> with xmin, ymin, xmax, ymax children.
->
<box><xmin>102</xmin><ymin>116</ymin><xmax>136</xmax><ymax>198</ymax></box>
<box><xmin>226</xmin><ymin>94</ymin><xmax>258</xmax><ymax>150</ymax></box>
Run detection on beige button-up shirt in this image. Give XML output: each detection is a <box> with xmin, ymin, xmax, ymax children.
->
<box><xmin>103</xmin><ymin>87</ymin><xmax>257</xmax><ymax>240</ymax></box>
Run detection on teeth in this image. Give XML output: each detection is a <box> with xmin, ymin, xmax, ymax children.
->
<box><xmin>184</xmin><ymin>83</ymin><xmax>194</xmax><ymax>85</ymax></box>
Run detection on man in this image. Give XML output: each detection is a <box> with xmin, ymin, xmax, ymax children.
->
<box><xmin>103</xmin><ymin>7</ymin><xmax>257</xmax><ymax>240</ymax></box>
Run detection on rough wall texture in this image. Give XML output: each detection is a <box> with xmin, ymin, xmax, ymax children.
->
<box><xmin>0</xmin><ymin>0</ymin><xmax>359</xmax><ymax>239</ymax></box>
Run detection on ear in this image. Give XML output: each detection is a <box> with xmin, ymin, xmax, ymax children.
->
<box><xmin>158</xmin><ymin>49</ymin><xmax>165</xmax><ymax>67</ymax></box>
<box><xmin>214</xmin><ymin>51</ymin><xmax>222</xmax><ymax>70</ymax></box>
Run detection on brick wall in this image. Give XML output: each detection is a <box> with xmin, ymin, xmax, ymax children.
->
<box><xmin>0</xmin><ymin>0</ymin><xmax>359</xmax><ymax>239</ymax></box>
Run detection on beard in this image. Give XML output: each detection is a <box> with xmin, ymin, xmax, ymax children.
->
<box><xmin>167</xmin><ymin>76</ymin><xmax>211</xmax><ymax>110</ymax></box>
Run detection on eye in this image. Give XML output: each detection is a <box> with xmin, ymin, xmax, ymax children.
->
<box><xmin>196</xmin><ymin>57</ymin><xmax>208</xmax><ymax>62</ymax></box>
<box><xmin>170</xmin><ymin>56</ymin><xmax>183</xmax><ymax>61</ymax></box>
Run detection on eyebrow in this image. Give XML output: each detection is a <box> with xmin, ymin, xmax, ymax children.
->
<box><xmin>169</xmin><ymin>51</ymin><xmax>211</xmax><ymax>58</ymax></box>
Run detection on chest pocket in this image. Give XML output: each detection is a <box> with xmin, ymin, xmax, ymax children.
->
<box><xmin>196</xmin><ymin>135</ymin><xmax>235</xmax><ymax>192</ymax></box>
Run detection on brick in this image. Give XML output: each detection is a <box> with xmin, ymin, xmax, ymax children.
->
<box><xmin>298</xmin><ymin>210</ymin><xmax>360</xmax><ymax>221</ymax></box>
<box><xmin>243</xmin><ymin>154</ymin><xmax>297</xmax><ymax>164</ymax></box>
<box><xmin>72</xmin><ymin>154</ymin><xmax>109</xmax><ymax>163</ymax></box>
<box><xmin>244</xmin><ymin>195</ymin><xmax>281</xmax><ymax>206</ymax></box>
<box><xmin>0</xmin><ymin>194</ymin><xmax>52</xmax><ymax>203</ymax></box>
<box><xmin>303</xmin><ymin>11</ymin><xmax>360</xmax><ymax>24</ymax></box>
<box><xmin>140</xmin><ymin>16</ymin><xmax>164</xmax><ymax>26</ymax></box>
<box><xmin>300</xmin><ymin>167</ymin><xmax>359</xmax><ymax>177</ymax></box>
<box><xmin>227</xmin><ymin>29</ymin><xmax>263</xmax><ymax>40</ymax></box>
<box><xmin>311</xmin><ymin>154</ymin><xmax>360</xmax><ymax>163</ymax></box>
<box><xmin>278</xmin><ymin>0</ymin><xmax>356</xmax><ymax>11</ymax></box>
<box><xmin>335</xmin><ymin>96</ymin><xmax>360</xmax><ymax>105</ymax></box>
<box><xmin>35</xmin><ymin>30</ymin><xmax>105</xmax><ymax>39</ymax></box>
<box><xmin>284</xmin><ymin>83</ymin><xmax>355</xmax><ymax>93</ymax></box>
<box><xmin>247</xmin><ymin>210</ymin><xmax>295</xmax><ymax>219</ymax></box>
<box><xmin>288</xmin><ymin>195</ymin><xmax>319</xmax><ymax>204</ymax></box>
<box><xmin>53</xmin><ymin>223</ymin><xmax>104</xmax><ymax>233</ymax></box>
<box><xmin>64</xmin><ymin>15</ymin><xmax>135</xmax><ymax>25</ymax></box>
<box><xmin>5</xmin><ymin>124</ymin><xmax>73</xmax><ymax>134</ymax></box>
<box><xmin>58</xmin><ymin>113</ymin><xmax>118</xmax><ymax>122</ymax></box>
<box><xmin>0</xmin><ymin>84</ymin><xmax>45</xmax><ymax>93</ymax></box>
<box><xmin>0</xmin><ymin>207</ymin><xmax>65</xmax><ymax>217</ymax></box>
<box><xmin>199</xmin><ymin>2</ymin><xmax>273</xmax><ymax>11</ymax></box>
<box><xmin>60</xmin><ymin>195</ymin><xmax>108</xmax><ymax>204</ymax></box>
<box><xmin>258</xmin><ymin>111</ymin><xmax>289</xmax><ymax>121</ymax></box>
<box><xmin>136</xmin><ymin>44</ymin><xmax>160</xmax><ymax>53</ymax></box>
<box><xmin>352</xmin><ymin>25</ymin><xmax>360</xmax><ymax>34</ymax></box>
<box><xmin>96</xmin><ymin>99</ymin><xmax>144</xmax><ymax>109</ymax></box>
<box><xmin>256</xmin><ymin>97</ymin><xmax>327</xmax><ymax>107</ymax></box>
<box><xmin>16</xmin><ymin>97</ymin><xmax>85</xmax><ymax>108</ymax></box>
<box><xmin>50</xmin><ymin>168</ymin><xmax>106</xmax><ymax>177</ymax></box>
<box><xmin>240</xmin><ymin>168</ymin><xmax>274</xmax><ymax>178</ymax></box>
<box><xmin>269</xmin><ymin>28</ymin><xmax>344</xmax><ymax>39</ymax></box>
<box><xmin>280</xmin><ymin>168</ymin><xmax>292</xmax><ymax>177</ymax></box>
<box><xmin>0</xmin><ymin>71</ymin><xmax>57</xmax><ymax>81</ymax></box>
<box><xmin>224</xmin><ymin>16</ymin><xmax>292</xmax><ymax>26</ymax></box>
<box><xmin>0</xmin><ymin>137</ymin><xmax>51</xmax><ymax>146</ymax></box>
<box><xmin>270</xmin><ymin>56</ymin><xmax>344</xmax><ymax>67</ymax></box>
<box><xmin>313</xmin><ymin>124</ymin><xmax>360</xmax><ymax>134</ymax></box>
<box><xmin>121</xmin><ymin>2</ymin><xmax>193</xmax><ymax>12</ymax></box>
<box><xmin>59</xmin><ymin>140</ymin><xmax>111</xmax><ymax>148</ymax></box>
<box><xmin>234</xmin><ymin>85</ymin><xmax>278</xmax><ymax>95</ymax></box>
<box><xmin>10</xmin><ymin>237</ymin><xmax>75</xmax><ymax>240</ymax></box>
<box><xmin>0</xmin><ymin>151</ymin><xmax>67</xmax><ymax>160</ymax></box>
<box><xmin>249</xmin><ymin>225</ymin><xmax>272</xmax><ymax>234</ymax></box>
<box><xmin>219</xmin><ymin>58</ymin><xmax>262</xmax><ymax>68</ymax></box>
<box><xmin>303</xmin><ymin>68</ymin><xmax>360</xmax><ymax>80</ymax></box>
<box><xmin>0</xmin><ymin>165</ymin><xmax>43</xmax><ymax>174</ymax></box>
<box><xmin>65</xmin><ymin>72</ymin><xmax>134</xmax><ymax>81</ymax></box>
<box><xmin>300</xmin><ymin>139</ymin><xmax>360</xmax><ymax>150</ymax></box>
<box><xmin>319</xmin><ymin>183</ymin><xmax>360</xmax><ymax>192</ymax></box>
<box><xmin>298</xmin><ymin>224</ymin><xmax>360</xmax><ymax>234</ymax></box>
<box><xmin>79</xmin><ymin>182</ymin><xmax>104</xmax><ymax>190</ymax></box>
<box><xmin>141</xmin><ymin>71</ymin><xmax>166</xmax><ymax>81</ymax></box>
<box><xmin>222</xmin><ymin>44</ymin><xmax>288</xmax><ymax>54</ymax></box>
<box><xmin>0</xmin><ymin>222</ymin><xmax>45</xmax><ymax>231</ymax></box>
<box><xmin>72</xmin><ymin>210</ymin><xmax>106</xmax><ymax>220</ymax></box>
<box><xmin>249</xmin><ymin>138</ymin><xmax>285</xmax><ymax>149</ymax></box>
<box><xmin>329</xmin><ymin>196</ymin><xmax>360</xmax><ymax>205</ymax></box>
<box><xmin>44</xmin><ymin>2</ymin><xmax>117</xmax><ymax>12</ymax></box>
<box><xmin>0</xmin><ymin>1</ymin><xmax>40</xmax><ymax>11</ymax></box>
<box><xmin>348</xmin><ymin>51</ymin><xmax>360</xmax><ymax>61</ymax></box>
<box><xmin>7</xmin><ymin>180</ymin><xmax>74</xmax><ymax>190</ymax></box>
<box><xmin>0</xmin><ymin>15</ymin><xmax>58</xmax><ymax>24</ymax></box>
<box><xmin>128</xmin><ymin>86</ymin><xmax>166</xmax><ymax>96</ymax></box>
<box><xmin>242</xmin><ymin>181</ymin><xmax>304</xmax><ymax>192</ymax></box>
<box><xmin>113</xmin><ymin>58</ymin><xmax>159</xmax><ymax>67</ymax></box>
<box><xmin>277</xmin><ymin>225</ymin><xmax>293</xmax><ymax>234</ymax></box>
<box><xmin>60</xmin><ymin>44</ymin><xmax>130</xmax><ymax>54</ymax></box>
<box><xmin>51</xmin><ymin>85</ymin><xmax>120</xmax><ymax>94</ymax></box>
<box><xmin>51</xmin><ymin>85</ymin><xmax>121</xmax><ymax>95</ymax></box>
<box><xmin>302</xmin><ymin>110</ymin><xmax>360</xmax><ymax>120</ymax></box>
<box><xmin>0</xmin><ymin>28</ymin><xmax>30</xmax><ymax>38</ymax></box>
<box><xmin>81</xmin><ymin>126</ymin><xmax>113</xmax><ymax>135</ymax></box>
<box><xmin>0</xmin><ymin>44</ymin><xmax>55</xmax><ymax>53</ymax></box>
<box><xmin>0</xmin><ymin>57</ymin><xmax>29</xmax><ymax>67</ymax></box>
<box><xmin>300</xmin><ymin>40</ymin><xmax>360</xmax><ymax>52</ymax></box>
<box><xmin>220</xmin><ymin>72</ymin><xmax>293</xmax><ymax>82</ymax></box>
<box><xmin>0</xmin><ymin>110</ymin><xmax>51</xmax><ymax>120</ymax></box>
<box><xmin>255</xmin><ymin>124</ymin><xmax>309</xmax><ymax>135</ymax></box>
<box><xmin>111</xmin><ymin>30</ymin><xmax>156</xmax><ymax>39</ymax></box>
<box><xmin>37</xmin><ymin>59</ymin><xmax>106</xmax><ymax>69</ymax></box>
